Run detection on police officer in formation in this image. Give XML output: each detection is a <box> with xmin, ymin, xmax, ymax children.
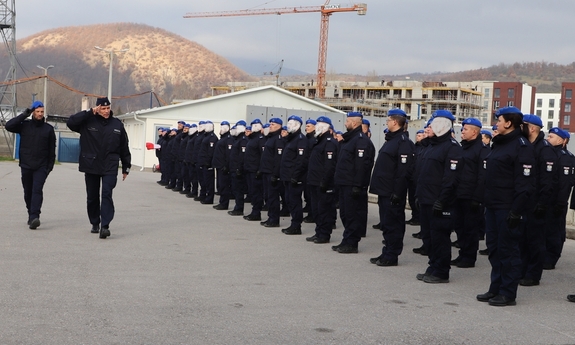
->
<box><xmin>157</xmin><ymin>106</ymin><xmax>575</xmax><ymax>304</ymax></box>
<box><xmin>184</xmin><ymin>124</ymin><xmax>199</xmax><ymax>198</ymax></box>
<box><xmin>197</xmin><ymin>121</ymin><xmax>218</xmax><ymax>204</ymax></box>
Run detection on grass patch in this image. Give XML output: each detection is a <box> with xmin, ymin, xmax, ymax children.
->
<box><xmin>0</xmin><ymin>156</ymin><xmax>15</xmax><ymax>161</ymax></box>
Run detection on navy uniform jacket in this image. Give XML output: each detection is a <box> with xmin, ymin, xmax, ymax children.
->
<box><xmin>6</xmin><ymin>111</ymin><xmax>56</xmax><ymax>172</ymax></box>
<box><xmin>415</xmin><ymin>132</ymin><xmax>462</xmax><ymax>206</ymax></box>
<box><xmin>160</xmin><ymin>134</ymin><xmax>171</xmax><ymax>161</ymax></box>
<box><xmin>334</xmin><ymin>126</ymin><xmax>375</xmax><ymax>188</ymax></box>
<box><xmin>529</xmin><ymin>132</ymin><xmax>558</xmax><ymax>209</ymax></box>
<box><xmin>229</xmin><ymin>133</ymin><xmax>248</xmax><ymax>175</ymax></box>
<box><xmin>307</xmin><ymin>131</ymin><xmax>339</xmax><ymax>187</ymax></box>
<box><xmin>212</xmin><ymin>132</ymin><xmax>233</xmax><ymax>170</ymax></box>
<box><xmin>184</xmin><ymin>132</ymin><xmax>198</xmax><ymax>164</ymax></box>
<box><xmin>178</xmin><ymin>134</ymin><xmax>189</xmax><ymax>162</ymax></box>
<box><xmin>170</xmin><ymin>130</ymin><xmax>184</xmax><ymax>161</ymax></box>
<box><xmin>553</xmin><ymin>147</ymin><xmax>575</xmax><ymax>206</ymax></box>
<box><xmin>369</xmin><ymin>129</ymin><xmax>414</xmax><ymax>198</ymax></box>
<box><xmin>243</xmin><ymin>131</ymin><xmax>266</xmax><ymax>173</ymax></box>
<box><xmin>260</xmin><ymin>130</ymin><xmax>284</xmax><ymax>177</ymax></box>
<box><xmin>198</xmin><ymin>131</ymin><xmax>219</xmax><ymax>167</ymax></box>
<box><xmin>67</xmin><ymin>109</ymin><xmax>131</xmax><ymax>175</ymax></box>
<box><xmin>191</xmin><ymin>132</ymin><xmax>206</xmax><ymax>165</ymax></box>
<box><xmin>484</xmin><ymin>129</ymin><xmax>535</xmax><ymax>212</ymax></box>
<box><xmin>155</xmin><ymin>134</ymin><xmax>164</xmax><ymax>159</ymax></box>
<box><xmin>280</xmin><ymin>131</ymin><xmax>309</xmax><ymax>183</ymax></box>
<box><xmin>456</xmin><ymin>135</ymin><xmax>489</xmax><ymax>202</ymax></box>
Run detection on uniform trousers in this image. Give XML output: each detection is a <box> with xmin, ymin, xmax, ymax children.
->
<box><xmin>264</xmin><ymin>174</ymin><xmax>281</xmax><ymax>224</ymax></box>
<box><xmin>339</xmin><ymin>185</ymin><xmax>367</xmax><ymax>247</ymax></box>
<box><xmin>284</xmin><ymin>182</ymin><xmax>304</xmax><ymax>228</ymax></box>
<box><xmin>246</xmin><ymin>172</ymin><xmax>263</xmax><ymax>216</ymax></box>
<box><xmin>181</xmin><ymin>163</ymin><xmax>191</xmax><ymax>192</ymax></box>
<box><xmin>544</xmin><ymin>206</ymin><xmax>567</xmax><ymax>268</ymax></box>
<box><xmin>189</xmin><ymin>163</ymin><xmax>198</xmax><ymax>196</ymax></box>
<box><xmin>453</xmin><ymin>199</ymin><xmax>482</xmax><ymax>264</ymax></box>
<box><xmin>202</xmin><ymin>167</ymin><xmax>215</xmax><ymax>203</ymax></box>
<box><xmin>310</xmin><ymin>186</ymin><xmax>336</xmax><ymax>240</ymax></box>
<box><xmin>85</xmin><ymin>173</ymin><xmax>117</xmax><ymax>228</ymax></box>
<box><xmin>378</xmin><ymin>197</ymin><xmax>406</xmax><ymax>262</ymax></box>
<box><xmin>174</xmin><ymin>160</ymin><xmax>183</xmax><ymax>188</ymax></box>
<box><xmin>21</xmin><ymin>167</ymin><xmax>48</xmax><ymax>221</ymax></box>
<box><xmin>231</xmin><ymin>174</ymin><xmax>245</xmax><ymax>212</ymax></box>
<box><xmin>420</xmin><ymin>204</ymin><xmax>452</xmax><ymax>280</ymax></box>
<box><xmin>520</xmin><ymin>211</ymin><xmax>546</xmax><ymax>281</ymax></box>
<box><xmin>216</xmin><ymin>169</ymin><xmax>231</xmax><ymax>207</ymax></box>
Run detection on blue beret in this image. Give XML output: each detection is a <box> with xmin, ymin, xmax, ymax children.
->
<box><xmin>31</xmin><ymin>100</ymin><xmax>44</xmax><ymax>110</ymax></box>
<box><xmin>432</xmin><ymin>110</ymin><xmax>455</xmax><ymax>121</ymax></box>
<box><xmin>269</xmin><ymin>117</ymin><xmax>283</xmax><ymax>125</ymax></box>
<box><xmin>250</xmin><ymin>118</ymin><xmax>262</xmax><ymax>125</ymax></box>
<box><xmin>199</xmin><ymin>121</ymin><xmax>207</xmax><ymax>125</ymax></box>
<box><xmin>316</xmin><ymin>116</ymin><xmax>332</xmax><ymax>125</ymax></box>
<box><xmin>231</xmin><ymin>125</ymin><xmax>237</xmax><ymax>130</ymax></box>
<box><xmin>462</xmin><ymin>118</ymin><xmax>482</xmax><ymax>128</ymax></box>
<box><xmin>416</xmin><ymin>129</ymin><xmax>424</xmax><ymax>134</ymax></box>
<box><xmin>388</xmin><ymin>108</ymin><xmax>407</xmax><ymax>117</ymax></box>
<box><xmin>362</xmin><ymin>119</ymin><xmax>370</xmax><ymax>126</ymax></box>
<box><xmin>263</xmin><ymin>123</ymin><xmax>270</xmax><ymax>128</ymax></box>
<box><xmin>383</xmin><ymin>128</ymin><xmax>389</xmax><ymax>133</ymax></box>
<box><xmin>480</xmin><ymin>129</ymin><xmax>492</xmax><ymax>138</ymax></box>
<box><xmin>221</xmin><ymin>121</ymin><xmax>230</xmax><ymax>126</ymax></box>
<box><xmin>495</xmin><ymin>106</ymin><xmax>523</xmax><ymax>118</ymax></box>
<box><xmin>245</xmin><ymin>126</ymin><xmax>252</xmax><ymax>131</ymax></box>
<box><xmin>549</xmin><ymin>127</ymin><xmax>569</xmax><ymax>139</ymax></box>
<box><xmin>492</xmin><ymin>125</ymin><xmax>497</xmax><ymax>131</ymax></box>
<box><xmin>177</xmin><ymin>120</ymin><xmax>186</xmax><ymax>124</ymax></box>
<box><xmin>236</xmin><ymin>120</ymin><xmax>247</xmax><ymax>127</ymax></box>
<box><xmin>306</xmin><ymin>119</ymin><xmax>317</xmax><ymax>125</ymax></box>
<box><xmin>425</xmin><ymin>119</ymin><xmax>433</xmax><ymax>128</ymax></box>
<box><xmin>184</xmin><ymin>123</ymin><xmax>191</xmax><ymax>128</ymax></box>
<box><xmin>288</xmin><ymin>115</ymin><xmax>303</xmax><ymax>124</ymax></box>
<box><xmin>282</xmin><ymin>126</ymin><xmax>288</xmax><ymax>131</ymax></box>
<box><xmin>190</xmin><ymin>124</ymin><xmax>197</xmax><ymax>128</ymax></box>
<box><xmin>171</xmin><ymin>128</ymin><xmax>177</xmax><ymax>131</ymax></box>
<box><xmin>347</xmin><ymin>111</ymin><xmax>363</xmax><ymax>118</ymax></box>
<box><xmin>336</xmin><ymin>131</ymin><xmax>343</xmax><ymax>135</ymax></box>
<box><xmin>205</xmin><ymin>120</ymin><xmax>213</xmax><ymax>124</ymax></box>
<box><xmin>522</xmin><ymin>114</ymin><xmax>543</xmax><ymax>127</ymax></box>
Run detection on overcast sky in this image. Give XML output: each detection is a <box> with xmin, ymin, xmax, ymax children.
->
<box><xmin>14</xmin><ymin>0</ymin><xmax>575</xmax><ymax>76</ymax></box>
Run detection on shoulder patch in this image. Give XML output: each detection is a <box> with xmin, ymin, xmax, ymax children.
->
<box><xmin>519</xmin><ymin>137</ymin><xmax>527</xmax><ymax>146</ymax></box>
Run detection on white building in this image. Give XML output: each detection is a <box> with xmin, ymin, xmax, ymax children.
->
<box><xmin>534</xmin><ymin>93</ymin><xmax>561</xmax><ymax>129</ymax></box>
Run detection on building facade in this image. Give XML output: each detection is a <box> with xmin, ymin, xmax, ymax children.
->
<box><xmin>491</xmin><ymin>82</ymin><xmax>536</xmax><ymax>123</ymax></box>
<box><xmin>559</xmin><ymin>82</ymin><xmax>575</xmax><ymax>132</ymax></box>
<box><xmin>534</xmin><ymin>93</ymin><xmax>561</xmax><ymax>130</ymax></box>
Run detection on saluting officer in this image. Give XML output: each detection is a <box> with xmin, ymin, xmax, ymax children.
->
<box><xmin>305</xmin><ymin>116</ymin><xmax>339</xmax><ymax>244</ymax></box>
<box><xmin>332</xmin><ymin>112</ymin><xmax>375</xmax><ymax>254</ymax></box>
<box><xmin>184</xmin><ymin>124</ymin><xmax>199</xmax><ymax>198</ymax></box>
<box><xmin>415</xmin><ymin>110</ymin><xmax>462</xmax><ymax>283</ymax></box>
<box><xmin>476</xmin><ymin>106</ymin><xmax>535</xmax><ymax>307</ymax></box>
<box><xmin>155</xmin><ymin>127</ymin><xmax>165</xmax><ymax>184</ymax></box>
<box><xmin>519</xmin><ymin>114</ymin><xmax>557</xmax><ymax>286</ymax></box>
<box><xmin>228</xmin><ymin>121</ymin><xmax>248</xmax><ymax>216</ymax></box>
<box><xmin>280</xmin><ymin>115</ymin><xmax>309</xmax><ymax>235</ymax></box>
<box><xmin>176</xmin><ymin>124</ymin><xmax>191</xmax><ymax>193</ymax></box>
<box><xmin>164</xmin><ymin>128</ymin><xmax>178</xmax><ymax>189</ymax></box>
<box><xmin>451</xmin><ymin>118</ymin><xmax>489</xmax><ymax>268</ymax></box>
<box><xmin>197</xmin><ymin>121</ymin><xmax>218</xmax><ymax>204</ymax></box>
<box><xmin>259</xmin><ymin>118</ymin><xmax>285</xmax><ymax>227</ymax></box>
<box><xmin>242</xmin><ymin>119</ymin><xmax>266</xmax><ymax>221</ymax></box>
<box><xmin>170</xmin><ymin>121</ymin><xmax>186</xmax><ymax>191</ymax></box>
<box><xmin>369</xmin><ymin>109</ymin><xmax>414</xmax><ymax>265</ymax></box>
<box><xmin>212</xmin><ymin>121</ymin><xmax>233</xmax><ymax>210</ymax></box>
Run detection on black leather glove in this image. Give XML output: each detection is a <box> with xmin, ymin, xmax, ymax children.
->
<box><xmin>390</xmin><ymin>193</ymin><xmax>401</xmax><ymax>206</ymax></box>
<box><xmin>432</xmin><ymin>200</ymin><xmax>444</xmax><ymax>217</ymax></box>
<box><xmin>533</xmin><ymin>204</ymin><xmax>547</xmax><ymax>219</ymax></box>
<box><xmin>319</xmin><ymin>181</ymin><xmax>328</xmax><ymax>193</ymax></box>
<box><xmin>470</xmin><ymin>200</ymin><xmax>481</xmax><ymax>213</ymax></box>
<box><xmin>255</xmin><ymin>171</ymin><xmax>262</xmax><ymax>180</ymax></box>
<box><xmin>290</xmin><ymin>178</ymin><xmax>299</xmax><ymax>187</ymax></box>
<box><xmin>351</xmin><ymin>186</ymin><xmax>362</xmax><ymax>199</ymax></box>
<box><xmin>24</xmin><ymin>108</ymin><xmax>32</xmax><ymax>116</ymax></box>
<box><xmin>270</xmin><ymin>175</ymin><xmax>279</xmax><ymax>186</ymax></box>
<box><xmin>414</xmin><ymin>198</ymin><xmax>420</xmax><ymax>212</ymax></box>
<box><xmin>235</xmin><ymin>169</ymin><xmax>242</xmax><ymax>177</ymax></box>
<box><xmin>506</xmin><ymin>211</ymin><xmax>521</xmax><ymax>229</ymax></box>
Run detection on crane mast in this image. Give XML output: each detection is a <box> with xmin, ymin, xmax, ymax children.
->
<box><xmin>185</xmin><ymin>2</ymin><xmax>367</xmax><ymax>99</ymax></box>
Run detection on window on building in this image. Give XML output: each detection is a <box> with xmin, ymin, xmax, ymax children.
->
<box><xmin>507</xmin><ymin>101</ymin><xmax>514</xmax><ymax>107</ymax></box>
<box><xmin>483</xmin><ymin>101</ymin><xmax>489</xmax><ymax>109</ymax></box>
<box><xmin>566</xmin><ymin>103</ymin><xmax>572</xmax><ymax>112</ymax></box>
<box><xmin>567</xmin><ymin>89</ymin><xmax>573</xmax><ymax>100</ymax></box>
<box><xmin>494</xmin><ymin>88</ymin><xmax>500</xmax><ymax>98</ymax></box>
<box><xmin>549</xmin><ymin>110</ymin><xmax>554</xmax><ymax>119</ymax></box>
<box><xmin>493</xmin><ymin>100</ymin><xmax>500</xmax><ymax>109</ymax></box>
<box><xmin>548</xmin><ymin>122</ymin><xmax>553</xmax><ymax>129</ymax></box>
<box><xmin>484</xmin><ymin>88</ymin><xmax>490</xmax><ymax>97</ymax></box>
<box><xmin>564</xmin><ymin>115</ymin><xmax>570</xmax><ymax>125</ymax></box>
<box><xmin>549</xmin><ymin>99</ymin><xmax>555</xmax><ymax>107</ymax></box>
<box><xmin>508</xmin><ymin>88</ymin><xmax>514</xmax><ymax>98</ymax></box>
<box><xmin>537</xmin><ymin>98</ymin><xmax>542</xmax><ymax>107</ymax></box>
<box><xmin>536</xmin><ymin>110</ymin><xmax>542</xmax><ymax>116</ymax></box>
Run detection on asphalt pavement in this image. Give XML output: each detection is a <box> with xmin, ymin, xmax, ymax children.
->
<box><xmin>1</xmin><ymin>161</ymin><xmax>574</xmax><ymax>345</ymax></box>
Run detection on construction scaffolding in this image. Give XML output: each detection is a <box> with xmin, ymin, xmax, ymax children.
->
<box><xmin>0</xmin><ymin>0</ymin><xmax>16</xmax><ymax>154</ymax></box>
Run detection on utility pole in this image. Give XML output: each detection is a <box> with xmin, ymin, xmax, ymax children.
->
<box><xmin>94</xmin><ymin>46</ymin><xmax>129</xmax><ymax>101</ymax></box>
<box><xmin>0</xmin><ymin>0</ymin><xmax>16</xmax><ymax>154</ymax></box>
<box><xmin>37</xmin><ymin>65</ymin><xmax>54</xmax><ymax>115</ymax></box>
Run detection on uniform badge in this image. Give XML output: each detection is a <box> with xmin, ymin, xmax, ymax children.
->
<box><xmin>327</xmin><ymin>152</ymin><xmax>333</xmax><ymax>160</ymax></box>
<box><xmin>210</xmin><ymin>142</ymin><xmax>214</xmax><ymax>147</ymax></box>
<box><xmin>450</xmin><ymin>160</ymin><xmax>458</xmax><ymax>171</ymax></box>
<box><xmin>241</xmin><ymin>147</ymin><xmax>246</xmax><ymax>153</ymax></box>
<box><xmin>483</xmin><ymin>160</ymin><xmax>487</xmax><ymax>169</ymax></box>
<box><xmin>546</xmin><ymin>162</ymin><xmax>554</xmax><ymax>172</ymax></box>
<box><xmin>565</xmin><ymin>167</ymin><xmax>570</xmax><ymax>175</ymax></box>
<box><xmin>401</xmin><ymin>155</ymin><xmax>407</xmax><ymax>164</ymax></box>
<box><xmin>298</xmin><ymin>148</ymin><xmax>304</xmax><ymax>156</ymax></box>
<box><xmin>523</xmin><ymin>164</ymin><xmax>532</xmax><ymax>176</ymax></box>
<box><xmin>228</xmin><ymin>145</ymin><xmax>232</xmax><ymax>150</ymax></box>
<box><xmin>358</xmin><ymin>149</ymin><xmax>364</xmax><ymax>158</ymax></box>
<box><xmin>278</xmin><ymin>148</ymin><xmax>282</xmax><ymax>155</ymax></box>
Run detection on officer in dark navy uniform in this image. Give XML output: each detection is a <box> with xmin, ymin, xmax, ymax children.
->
<box><xmin>406</xmin><ymin>129</ymin><xmax>426</xmax><ymax>228</ymax></box>
<box><xmin>369</xmin><ymin>109</ymin><xmax>414</xmax><ymax>265</ymax></box>
<box><xmin>544</xmin><ymin>128</ymin><xmax>574</xmax><ymax>270</ymax></box>
<box><xmin>477</xmin><ymin>106</ymin><xmax>535</xmax><ymax>306</ymax></box>
<box><xmin>519</xmin><ymin>114</ymin><xmax>557</xmax><ymax>286</ymax></box>
<box><xmin>228</xmin><ymin>121</ymin><xmax>248</xmax><ymax>216</ymax></box>
<box><xmin>260</xmin><ymin>118</ymin><xmax>284</xmax><ymax>227</ymax></box>
<box><xmin>171</xmin><ymin>121</ymin><xmax>186</xmax><ymax>192</ymax></box>
<box><xmin>451</xmin><ymin>118</ymin><xmax>489</xmax><ymax>268</ymax></box>
<box><xmin>197</xmin><ymin>121</ymin><xmax>218</xmax><ymax>204</ymax></box>
<box><xmin>305</xmin><ymin>116</ymin><xmax>338</xmax><ymax>243</ymax></box>
<box><xmin>332</xmin><ymin>112</ymin><xmax>375</xmax><ymax>253</ymax></box>
<box><xmin>280</xmin><ymin>115</ymin><xmax>309</xmax><ymax>235</ymax></box>
<box><xmin>412</xmin><ymin>119</ymin><xmax>432</xmax><ymax>253</ymax></box>
<box><xmin>66</xmin><ymin>97</ymin><xmax>131</xmax><ymax>239</ymax></box>
<box><xmin>155</xmin><ymin>127</ymin><xmax>165</xmax><ymax>184</ymax></box>
<box><xmin>212</xmin><ymin>121</ymin><xmax>233</xmax><ymax>210</ymax></box>
<box><xmin>302</xmin><ymin>119</ymin><xmax>317</xmax><ymax>223</ymax></box>
<box><xmin>192</xmin><ymin>122</ymin><xmax>206</xmax><ymax>200</ymax></box>
<box><xmin>184</xmin><ymin>124</ymin><xmax>199</xmax><ymax>198</ymax></box>
<box><xmin>164</xmin><ymin>128</ymin><xmax>178</xmax><ymax>189</ymax></box>
<box><xmin>414</xmin><ymin>110</ymin><xmax>461</xmax><ymax>282</ymax></box>
<box><xmin>242</xmin><ymin>119</ymin><xmax>267</xmax><ymax>221</ymax></box>
<box><xmin>177</xmin><ymin>124</ymin><xmax>191</xmax><ymax>194</ymax></box>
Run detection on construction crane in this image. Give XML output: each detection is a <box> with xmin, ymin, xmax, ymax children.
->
<box><xmin>264</xmin><ymin>59</ymin><xmax>284</xmax><ymax>86</ymax></box>
<box><xmin>184</xmin><ymin>1</ymin><xmax>367</xmax><ymax>99</ymax></box>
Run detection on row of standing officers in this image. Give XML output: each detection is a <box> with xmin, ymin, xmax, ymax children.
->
<box><xmin>155</xmin><ymin>107</ymin><xmax>575</xmax><ymax>306</ymax></box>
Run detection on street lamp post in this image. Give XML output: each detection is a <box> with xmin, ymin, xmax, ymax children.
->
<box><xmin>37</xmin><ymin>64</ymin><xmax>54</xmax><ymax>114</ymax></box>
<box><xmin>94</xmin><ymin>46</ymin><xmax>128</xmax><ymax>101</ymax></box>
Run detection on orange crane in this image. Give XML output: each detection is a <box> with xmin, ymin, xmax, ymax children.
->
<box><xmin>184</xmin><ymin>1</ymin><xmax>367</xmax><ymax>99</ymax></box>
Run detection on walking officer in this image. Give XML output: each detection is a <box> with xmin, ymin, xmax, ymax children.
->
<box><xmin>66</xmin><ymin>97</ymin><xmax>131</xmax><ymax>239</ymax></box>
<box><xmin>415</xmin><ymin>110</ymin><xmax>462</xmax><ymax>283</ymax></box>
<box><xmin>259</xmin><ymin>118</ymin><xmax>285</xmax><ymax>227</ymax></box>
<box><xmin>305</xmin><ymin>116</ymin><xmax>339</xmax><ymax>244</ymax></box>
<box><xmin>476</xmin><ymin>106</ymin><xmax>535</xmax><ymax>306</ymax></box>
<box><xmin>280</xmin><ymin>115</ymin><xmax>309</xmax><ymax>235</ymax></box>
<box><xmin>369</xmin><ymin>108</ymin><xmax>414</xmax><ymax>265</ymax></box>
<box><xmin>212</xmin><ymin>121</ymin><xmax>233</xmax><ymax>210</ymax></box>
<box><xmin>5</xmin><ymin>101</ymin><xmax>56</xmax><ymax>229</ymax></box>
<box><xmin>331</xmin><ymin>112</ymin><xmax>375</xmax><ymax>253</ymax></box>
